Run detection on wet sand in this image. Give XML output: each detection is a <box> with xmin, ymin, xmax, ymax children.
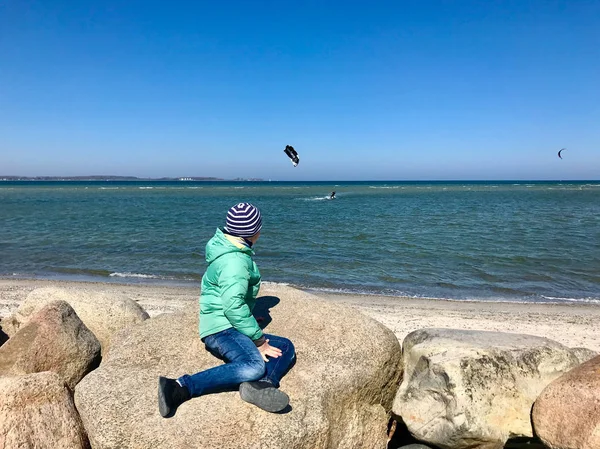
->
<box><xmin>1</xmin><ymin>278</ymin><xmax>599</xmax><ymax>352</ymax></box>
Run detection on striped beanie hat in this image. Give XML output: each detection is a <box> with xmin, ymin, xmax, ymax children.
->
<box><xmin>225</xmin><ymin>202</ymin><xmax>263</xmax><ymax>238</ymax></box>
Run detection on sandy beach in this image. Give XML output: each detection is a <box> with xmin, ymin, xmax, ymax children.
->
<box><xmin>1</xmin><ymin>278</ymin><xmax>599</xmax><ymax>352</ymax></box>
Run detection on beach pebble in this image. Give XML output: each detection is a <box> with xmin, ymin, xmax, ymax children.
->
<box><xmin>3</xmin><ymin>286</ymin><xmax>149</xmax><ymax>354</ymax></box>
<box><xmin>74</xmin><ymin>284</ymin><xmax>402</xmax><ymax>449</ymax></box>
<box><xmin>0</xmin><ymin>300</ymin><xmax>100</xmax><ymax>389</ymax></box>
<box><xmin>0</xmin><ymin>371</ymin><xmax>89</xmax><ymax>449</ymax></box>
<box><xmin>393</xmin><ymin>328</ymin><xmax>582</xmax><ymax>449</ymax></box>
<box><xmin>532</xmin><ymin>354</ymin><xmax>600</xmax><ymax>449</ymax></box>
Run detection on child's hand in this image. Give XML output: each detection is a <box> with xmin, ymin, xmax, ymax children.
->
<box><xmin>257</xmin><ymin>339</ymin><xmax>282</xmax><ymax>362</ymax></box>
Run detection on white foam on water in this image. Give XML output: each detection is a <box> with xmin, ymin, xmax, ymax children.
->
<box><xmin>540</xmin><ymin>295</ymin><xmax>600</xmax><ymax>304</ymax></box>
<box><xmin>277</xmin><ymin>283</ymin><xmax>600</xmax><ymax>305</ymax></box>
<box><xmin>262</xmin><ymin>281</ymin><xmax>291</xmax><ymax>287</ymax></box>
<box><xmin>296</xmin><ymin>196</ymin><xmax>329</xmax><ymax>201</ymax></box>
<box><xmin>108</xmin><ymin>272</ymin><xmax>199</xmax><ymax>282</ymax></box>
<box><xmin>110</xmin><ymin>272</ymin><xmax>160</xmax><ymax>279</ymax></box>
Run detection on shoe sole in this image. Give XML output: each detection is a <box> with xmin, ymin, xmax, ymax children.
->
<box><xmin>158</xmin><ymin>377</ymin><xmax>170</xmax><ymax>417</ymax></box>
<box><xmin>239</xmin><ymin>382</ymin><xmax>289</xmax><ymax>413</ymax></box>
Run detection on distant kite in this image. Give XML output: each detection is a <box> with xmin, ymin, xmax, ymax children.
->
<box><xmin>558</xmin><ymin>148</ymin><xmax>566</xmax><ymax>159</ymax></box>
<box><xmin>284</xmin><ymin>145</ymin><xmax>299</xmax><ymax>167</ymax></box>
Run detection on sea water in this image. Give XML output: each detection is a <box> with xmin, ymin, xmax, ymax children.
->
<box><xmin>1</xmin><ymin>181</ymin><xmax>599</xmax><ymax>304</ymax></box>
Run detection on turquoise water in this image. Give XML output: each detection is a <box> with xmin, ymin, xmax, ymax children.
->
<box><xmin>1</xmin><ymin>181</ymin><xmax>599</xmax><ymax>304</ymax></box>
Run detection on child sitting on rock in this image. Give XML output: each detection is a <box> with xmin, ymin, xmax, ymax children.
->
<box><xmin>158</xmin><ymin>202</ymin><xmax>295</xmax><ymax>416</ymax></box>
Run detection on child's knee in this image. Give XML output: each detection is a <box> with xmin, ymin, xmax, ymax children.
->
<box><xmin>282</xmin><ymin>338</ymin><xmax>295</xmax><ymax>357</ymax></box>
<box><xmin>239</xmin><ymin>360</ymin><xmax>266</xmax><ymax>382</ymax></box>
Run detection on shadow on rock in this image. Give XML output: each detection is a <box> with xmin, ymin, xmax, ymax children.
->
<box><xmin>253</xmin><ymin>295</ymin><xmax>280</xmax><ymax>330</ymax></box>
<box><xmin>388</xmin><ymin>417</ymin><xmax>435</xmax><ymax>449</ymax></box>
<box><xmin>0</xmin><ymin>327</ymin><xmax>8</xmax><ymax>347</ymax></box>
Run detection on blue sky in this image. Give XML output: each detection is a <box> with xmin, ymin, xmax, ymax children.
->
<box><xmin>1</xmin><ymin>0</ymin><xmax>598</xmax><ymax>180</ymax></box>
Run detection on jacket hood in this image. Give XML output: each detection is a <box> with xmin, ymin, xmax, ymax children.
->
<box><xmin>205</xmin><ymin>228</ymin><xmax>254</xmax><ymax>264</ymax></box>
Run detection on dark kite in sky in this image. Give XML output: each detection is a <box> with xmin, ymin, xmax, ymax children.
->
<box><xmin>558</xmin><ymin>148</ymin><xmax>566</xmax><ymax>159</ymax></box>
<box><xmin>284</xmin><ymin>145</ymin><xmax>299</xmax><ymax>167</ymax></box>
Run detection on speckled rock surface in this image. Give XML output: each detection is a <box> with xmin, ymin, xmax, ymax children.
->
<box><xmin>3</xmin><ymin>286</ymin><xmax>149</xmax><ymax>353</ymax></box>
<box><xmin>0</xmin><ymin>300</ymin><xmax>100</xmax><ymax>389</ymax></box>
<box><xmin>393</xmin><ymin>328</ymin><xmax>581</xmax><ymax>449</ymax></box>
<box><xmin>532</xmin><ymin>354</ymin><xmax>600</xmax><ymax>449</ymax></box>
<box><xmin>75</xmin><ymin>285</ymin><xmax>402</xmax><ymax>449</ymax></box>
<box><xmin>0</xmin><ymin>371</ymin><xmax>89</xmax><ymax>449</ymax></box>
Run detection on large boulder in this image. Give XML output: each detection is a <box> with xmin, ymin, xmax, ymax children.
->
<box><xmin>532</xmin><ymin>354</ymin><xmax>600</xmax><ymax>449</ymax></box>
<box><xmin>2</xmin><ymin>286</ymin><xmax>149</xmax><ymax>353</ymax></box>
<box><xmin>0</xmin><ymin>300</ymin><xmax>100</xmax><ymax>389</ymax></box>
<box><xmin>393</xmin><ymin>328</ymin><xmax>581</xmax><ymax>449</ymax></box>
<box><xmin>75</xmin><ymin>285</ymin><xmax>402</xmax><ymax>449</ymax></box>
<box><xmin>0</xmin><ymin>371</ymin><xmax>89</xmax><ymax>449</ymax></box>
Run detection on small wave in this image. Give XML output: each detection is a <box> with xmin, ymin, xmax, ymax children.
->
<box><xmin>99</xmin><ymin>187</ymin><xmax>120</xmax><ymax>190</ymax></box>
<box><xmin>301</xmin><ymin>286</ymin><xmax>599</xmax><ymax>305</ymax></box>
<box><xmin>138</xmin><ymin>187</ymin><xmax>154</xmax><ymax>189</ymax></box>
<box><xmin>540</xmin><ymin>295</ymin><xmax>600</xmax><ymax>304</ymax></box>
<box><xmin>315</xmin><ymin>290</ymin><xmax>493</xmax><ymax>304</ymax></box>
<box><xmin>302</xmin><ymin>285</ymin><xmax>427</xmax><ymax>299</ymax></box>
<box><xmin>108</xmin><ymin>271</ymin><xmax>199</xmax><ymax>282</ymax></box>
<box><xmin>262</xmin><ymin>281</ymin><xmax>291</xmax><ymax>287</ymax></box>
<box><xmin>110</xmin><ymin>272</ymin><xmax>160</xmax><ymax>279</ymax></box>
<box><xmin>296</xmin><ymin>196</ymin><xmax>329</xmax><ymax>201</ymax></box>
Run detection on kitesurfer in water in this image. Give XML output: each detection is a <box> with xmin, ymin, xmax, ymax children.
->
<box><xmin>158</xmin><ymin>203</ymin><xmax>295</xmax><ymax>417</ymax></box>
<box><xmin>330</xmin><ymin>191</ymin><xmax>336</xmax><ymax>200</ymax></box>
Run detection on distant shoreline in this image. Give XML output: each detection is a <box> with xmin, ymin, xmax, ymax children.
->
<box><xmin>1</xmin><ymin>178</ymin><xmax>598</xmax><ymax>183</ymax></box>
<box><xmin>0</xmin><ymin>176</ymin><xmax>264</xmax><ymax>182</ymax></box>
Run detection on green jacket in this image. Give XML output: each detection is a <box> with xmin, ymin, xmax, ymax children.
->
<box><xmin>199</xmin><ymin>228</ymin><xmax>263</xmax><ymax>342</ymax></box>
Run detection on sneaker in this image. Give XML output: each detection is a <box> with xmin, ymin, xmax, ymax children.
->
<box><xmin>239</xmin><ymin>380</ymin><xmax>289</xmax><ymax>413</ymax></box>
<box><xmin>158</xmin><ymin>377</ymin><xmax>191</xmax><ymax>417</ymax></box>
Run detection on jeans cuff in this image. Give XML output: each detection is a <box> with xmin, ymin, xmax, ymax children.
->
<box><xmin>261</xmin><ymin>377</ymin><xmax>279</xmax><ymax>388</ymax></box>
<box><xmin>177</xmin><ymin>375</ymin><xmax>194</xmax><ymax>396</ymax></box>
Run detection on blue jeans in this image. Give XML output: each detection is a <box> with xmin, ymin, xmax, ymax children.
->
<box><xmin>178</xmin><ymin>328</ymin><xmax>295</xmax><ymax>397</ymax></box>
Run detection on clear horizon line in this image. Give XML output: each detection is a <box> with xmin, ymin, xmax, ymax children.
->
<box><xmin>1</xmin><ymin>177</ymin><xmax>599</xmax><ymax>182</ymax></box>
